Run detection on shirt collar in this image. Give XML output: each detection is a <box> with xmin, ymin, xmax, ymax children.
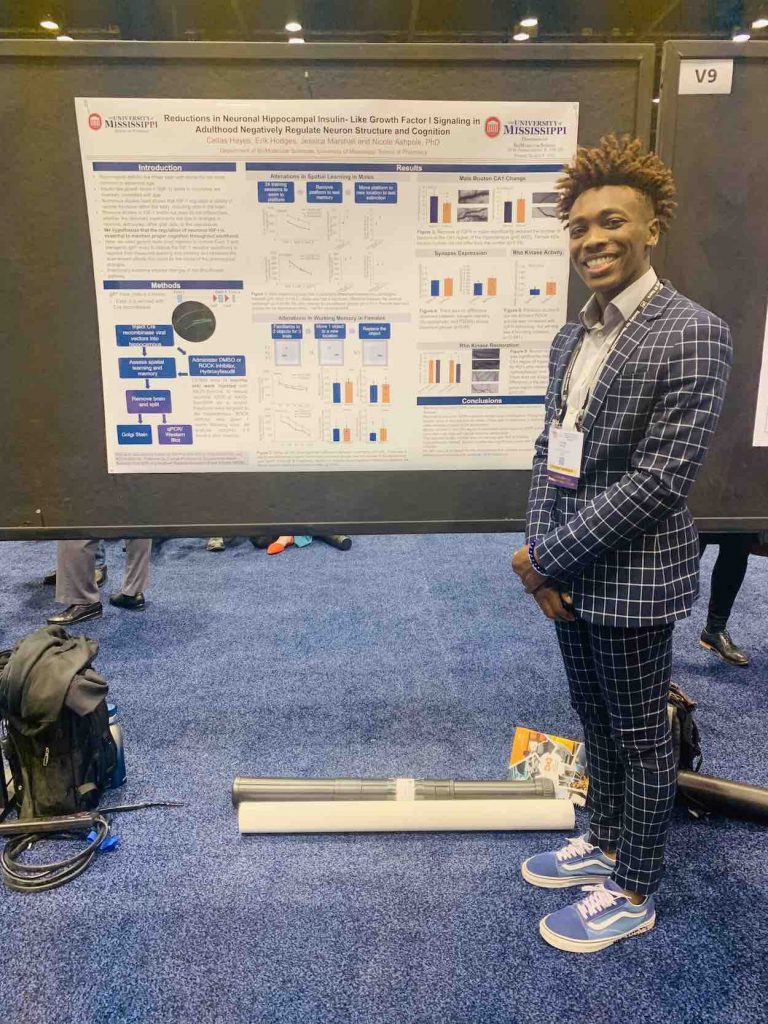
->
<box><xmin>578</xmin><ymin>266</ymin><xmax>658</xmax><ymax>332</ymax></box>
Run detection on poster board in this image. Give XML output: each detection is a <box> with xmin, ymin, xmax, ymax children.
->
<box><xmin>0</xmin><ymin>41</ymin><xmax>654</xmax><ymax>537</ymax></box>
<box><xmin>656</xmin><ymin>40</ymin><xmax>768</xmax><ymax>530</ymax></box>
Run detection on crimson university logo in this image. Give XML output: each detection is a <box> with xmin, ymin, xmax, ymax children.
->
<box><xmin>88</xmin><ymin>113</ymin><xmax>103</xmax><ymax>130</ymax></box>
<box><xmin>484</xmin><ymin>116</ymin><xmax>501</xmax><ymax>138</ymax></box>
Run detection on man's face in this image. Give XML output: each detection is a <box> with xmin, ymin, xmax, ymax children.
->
<box><xmin>567</xmin><ymin>185</ymin><xmax>660</xmax><ymax>305</ymax></box>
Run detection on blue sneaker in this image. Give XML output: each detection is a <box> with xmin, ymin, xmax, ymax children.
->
<box><xmin>521</xmin><ymin>833</ymin><xmax>614</xmax><ymax>889</ymax></box>
<box><xmin>539</xmin><ymin>880</ymin><xmax>656</xmax><ymax>953</ymax></box>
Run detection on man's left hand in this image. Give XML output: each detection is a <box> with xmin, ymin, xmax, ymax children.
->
<box><xmin>512</xmin><ymin>544</ymin><xmax>548</xmax><ymax>594</ymax></box>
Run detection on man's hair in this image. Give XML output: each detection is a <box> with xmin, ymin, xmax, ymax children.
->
<box><xmin>556</xmin><ymin>134</ymin><xmax>677</xmax><ymax>233</ymax></box>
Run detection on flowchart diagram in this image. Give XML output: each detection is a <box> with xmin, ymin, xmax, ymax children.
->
<box><xmin>111</xmin><ymin>281</ymin><xmax>245</xmax><ymax>446</ymax></box>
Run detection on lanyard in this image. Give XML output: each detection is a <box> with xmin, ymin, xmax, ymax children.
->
<box><xmin>557</xmin><ymin>279</ymin><xmax>663</xmax><ymax>429</ymax></box>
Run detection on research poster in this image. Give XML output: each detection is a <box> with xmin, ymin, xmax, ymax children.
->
<box><xmin>75</xmin><ymin>98</ymin><xmax>579</xmax><ymax>473</ymax></box>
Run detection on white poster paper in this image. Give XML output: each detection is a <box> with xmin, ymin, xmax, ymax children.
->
<box><xmin>751</xmin><ymin>300</ymin><xmax>768</xmax><ymax>446</ymax></box>
<box><xmin>74</xmin><ymin>98</ymin><xmax>578</xmax><ymax>473</ymax></box>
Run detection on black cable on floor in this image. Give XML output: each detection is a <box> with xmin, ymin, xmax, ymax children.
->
<box><xmin>1</xmin><ymin>815</ymin><xmax>110</xmax><ymax>894</ymax></box>
<box><xmin>1</xmin><ymin>802</ymin><xmax>185</xmax><ymax>894</ymax></box>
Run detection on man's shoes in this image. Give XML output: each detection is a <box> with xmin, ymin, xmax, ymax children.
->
<box><xmin>521</xmin><ymin>834</ymin><xmax>614</xmax><ymax>889</ymax></box>
<box><xmin>250</xmin><ymin>536</ymin><xmax>276</xmax><ymax>549</ymax></box>
<box><xmin>47</xmin><ymin>602</ymin><xmax>103</xmax><ymax>626</ymax></box>
<box><xmin>43</xmin><ymin>566</ymin><xmax>107</xmax><ymax>587</ymax></box>
<box><xmin>538</xmin><ymin>880</ymin><xmax>655</xmax><ymax>954</ymax></box>
<box><xmin>206</xmin><ymin>537</ymin><xmax>226</xmax><ymax>552</ymax></box>
<box><xmin>699</xmin><ymin>627</ymin><xmax>749</xmax><ymax>666</ymax></box>
<box><xmin>109</xmin><ymin>592</ymin><xmax>146</xmax><ymax>610</ymax></box>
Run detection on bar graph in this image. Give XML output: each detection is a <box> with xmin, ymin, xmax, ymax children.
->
<box><xmin>331</xmin><ymin>427</ymin><xmax>353</xmax><ymax>443</ymax></box>
<box><xmin>429</xmin><ymin>277</ymin><xmax>455</xmax><ymax>298</ymax></box>
<box><xmin>527</xmin><ymin>280</ymin><xmax>557</xmax><ymax>299</ymax></box>
<box><xmin>472</xmin><ymin>277</ymin><xmax>498</xmax><ymax>297</ymax></box>
<box><xmin>427</xmin><ymin>357</ymin><xmax>461</xmax><ymax>386</ymax></box>
<box><xmin>367</xmin><ymin>427</ymin><xmax>388</xmax><ymax>443</ymax></box>
<box><xmin>428</xmin><ymin>193</ymin><xmax>455</xmax><ymax>224</ymax></box>
<box><xmin>502</xmin><ymin>197</ymin><xmax>528</xmax><ymax>225</ymax></box>
<box><xmin>367</xmin><ymin>383</ymin><xmax>391</xmax><ymax>404</ymax></box>
<box><xmin>331</xmin><ymin>380</ymin><xmax>354</xmax><ymax>404</ymax></box>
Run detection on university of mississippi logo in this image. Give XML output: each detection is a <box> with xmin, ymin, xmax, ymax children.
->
<box><xmin>484</xmin><ymin>116</ymin><xmax>501</xmax><ymax>138</ymax></box>
<box><xmin>88</xmin><ymin>113</ymin><xmax>103</xmax><ymax>130</ymax></box>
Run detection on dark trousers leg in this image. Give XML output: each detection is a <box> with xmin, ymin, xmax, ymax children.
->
<box><xmin>699</xmin><ymin>532</ymin><xmax>754</xmax><ymax>631</ymax></box>
<box><xmin>556</xmin><ymin>619</ymin><xmax>677</xmax><ymax>896</ymax></box>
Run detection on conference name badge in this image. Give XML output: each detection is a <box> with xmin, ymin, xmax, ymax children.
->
<box><xmin>547</xmin><ymin>425</ymin><xmax>584</xmax><ymax>489</ymax></box>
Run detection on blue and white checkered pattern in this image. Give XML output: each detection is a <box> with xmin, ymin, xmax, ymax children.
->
<box><xmin>556</xmin><ymin>618</ymin><xmax>676</xmax><ymax>896</ymax></box>
<box><xmin>527</xmin><ymin>283</ymin><xmax>732</xmax><ymax>627</ymax></box>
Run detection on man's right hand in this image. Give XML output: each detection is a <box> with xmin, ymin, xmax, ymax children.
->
<box><xmin>532</xmin><ymin>583</ymin><xmax>576</xmax><ymax>623</ymax></box>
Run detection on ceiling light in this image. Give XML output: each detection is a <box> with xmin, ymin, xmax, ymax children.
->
<box><xmin>732</xmin><ymin>30</ymin><xmax>750</xmax><ymax>42</ymax></box>
<box><xmin>288</xmin><ymin>36</ymin><xmax>305</xmax><ymax>44</ymax></box>
<box><xmin>285</xmin><ymin>21</ymin><xmax>302</xmax><ymax>32</ymax></box>
<box><xmin>56</xmin><ymin>34</ymin><xmax>73</xmax><ymax>41</ymax></box>
<box><xmin>751</xmin><ymin>18</ymin><xmax>768</xmax><ymax>29</ymax></box>
<box><xmin>40</xmin><ymin>19</ymin><xmax>59</xmax><ymax>30</ymax></box>
<box><xmin>513</xmin><ymin>32</ymin><xmax>530</xmax><ymax>41</ymax></box>
<box><xmin>520</xmin><ymin>17</ymin><xmax>538</xmax><ymax>28</ymax></box>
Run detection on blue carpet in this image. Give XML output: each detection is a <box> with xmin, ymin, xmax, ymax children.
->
<box><xmin>0</xmin><ymin>535</ymin><xmax>766</xmax><ymax>1024</ymax></box>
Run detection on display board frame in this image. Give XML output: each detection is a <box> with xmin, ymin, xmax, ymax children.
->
<box><xmin>0</xmin><ymin>41</ymin><xmax>654</xmax><ymax>537</ymax></box>
<box><xmin>656</xmin><ymin>40</ymin><xmax>768</xmax><ymax>531</ymax></box>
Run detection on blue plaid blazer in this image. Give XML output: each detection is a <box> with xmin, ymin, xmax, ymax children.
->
<box><xmin>526</xmin><ymin>282</ymin><xmax>732</xmax><ymax>627</ymax></box>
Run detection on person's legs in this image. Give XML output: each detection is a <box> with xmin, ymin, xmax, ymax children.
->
<box><xmin>589</xmin><ymin>622</ymin><xmax>676</xmax><ymax>898</ymax></box>
<box><xmin>94</xmin><ymin>540</ymin><xmax>107</xmax><ymax>570</ymax></box>
<box><xmin>556</xmin><ymin>618</ymin><xmax>624</xmax><ymax>854</ymax></box>
<box><xmin>120</xmin><ymin>539</ymin><xmax>151</xmax><ymax>597</ymax></box>
<box><xmin>705</xmin><ymin>533</ymin><xmax>752</xmax><ymax>631</ymax></box>
<box><xmin>699</xmin><ymin>532</ymin><xmax>753</xmax><ymax>665</ymax></box>
<box><xmin>54</xmin><ymin>540</ymin><xmax>100</xmax><ymax>605</ymax></box>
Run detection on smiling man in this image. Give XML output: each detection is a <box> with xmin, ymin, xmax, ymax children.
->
<box><xmin>511</xmin><ymin>135</ymin><xmax>732</xmax><ymax>952</ymax></box>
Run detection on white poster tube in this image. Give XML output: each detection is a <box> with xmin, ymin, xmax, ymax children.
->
<box><xmin>238</xmin><ymin>798</ymin><xmax>575</xmax><ymax>834</ymax></box>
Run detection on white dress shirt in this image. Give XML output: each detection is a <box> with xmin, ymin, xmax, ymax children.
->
<box><xmin>561</xmin><ymin>266</ymin><xmax>658</xmax><ymax>431</ymax></box>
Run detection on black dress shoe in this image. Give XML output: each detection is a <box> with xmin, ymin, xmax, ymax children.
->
<box><xmin>109</xmin><ymin>591</ymin><xmax>145</xmax><ymax>610</ymax></box>
<box><xmin>43</xmin><ymin>566</ymin><xmax>108</xmax><ymax>587</ymax></box>
<box><xmin>250</xmin><ymin>536</ymin><xmax>277</xmax><ymax>549</ymax></box>
<box><xmin>47</xmin><ymin>602</ymin><xmax>103</xmax><ymax>626</ymax></box>
<box><xmin>700</xmin><ymin>628</ymin><xmax>749</xmax><ymax>667</ymax></box>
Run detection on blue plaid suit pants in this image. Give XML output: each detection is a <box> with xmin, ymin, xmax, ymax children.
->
<box><xmin>556</xmin><ymin>619</ymin><xmax>677</xmax><ymax>895</ymax></box>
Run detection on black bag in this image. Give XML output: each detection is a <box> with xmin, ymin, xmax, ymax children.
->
<box><xmin>3</xmin><ymin>702</ymin><xmax>116</xmax><ymax>819</ymax></box>
<box><xmin>0</xmin><ymin>633</ymin><xmax>117</xmax><ymax>819</ymax></box>
<box><xmin>668</xmin><ymin>681</ymin><xmax>703</xmax><ymax>772</ymax></box>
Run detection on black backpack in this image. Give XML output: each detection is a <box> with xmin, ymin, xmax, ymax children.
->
<box><xmin>668</xmin><ymin>681</ymin><xmax>703</xmax><ymax>772</ymax></box>
<box><xmin>0</xmin><ymin>638</ymin><xmax>117</xmax><ymax>819</ymax></box>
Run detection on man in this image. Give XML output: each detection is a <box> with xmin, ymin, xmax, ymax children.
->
<box><xmin>47</xmin><ymin>538</ymin><xmax>152</xmax><ymax>625</ymax></box>
<box><xmin>511</xmin><ymin>135</ymin><xmax>731</xmax><ymax>953</ymax></box>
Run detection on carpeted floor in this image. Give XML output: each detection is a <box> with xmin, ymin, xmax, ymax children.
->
<box><xmin>0</xmin><ymin>535</ymin><xmax>766</xmax><ymax>1024</ymax></box>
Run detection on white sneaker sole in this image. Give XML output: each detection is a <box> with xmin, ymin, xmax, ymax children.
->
<box><xmin>539</xmin><ymin>913</ymin><xmax>656</xmax><ymax>953</ymax></box>
<box><xmin>521</xmin><ymin>859</ymin><xmax>611</xmax><ymax>889</ymax></box>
